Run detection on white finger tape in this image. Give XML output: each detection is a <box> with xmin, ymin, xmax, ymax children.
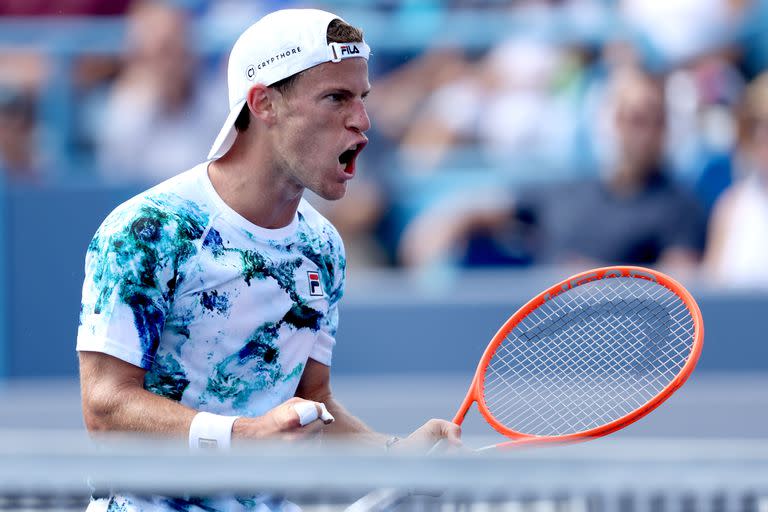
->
<box><xmin>294</xmin><ymin>401</ymin><xmax>320</xmax><ymax>426</ymax></box>
<box><xmin>318</xmin><ymin>403</ymin><xmax>335</xmax><ymax>424</ymax></box>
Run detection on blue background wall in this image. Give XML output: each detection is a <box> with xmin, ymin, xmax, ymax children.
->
<box><xmin>3</xmin><ymin>185</ymin><xmax>765</xmax><ymax>378</ymax></box>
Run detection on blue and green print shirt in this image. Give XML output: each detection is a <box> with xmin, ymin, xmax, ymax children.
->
<box><xmin>76</xmin><ymin>162</ymin><xmax>345</xmax><ymax>511</ymax></box>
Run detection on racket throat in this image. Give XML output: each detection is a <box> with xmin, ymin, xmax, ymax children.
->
<box><xmin>453</xmin><ymin>389</ymin><xmax>475</xmax><ymax>426</ymax></box>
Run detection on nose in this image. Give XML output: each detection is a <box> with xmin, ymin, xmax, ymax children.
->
<box><xmin>347</xmin><ymin>98</ymin><xmax>371</xmax><ymax>133</ymax></box>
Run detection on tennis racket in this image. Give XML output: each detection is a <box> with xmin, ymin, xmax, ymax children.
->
<box><xmin>448</xmin><ymin>265</ymin><xmax>703</xmax><ymax>450</ymax></box>
<box><xmin>346</xmin><ymin>266</ymin><xmax>703</xmax><ymax>511</ymax></box>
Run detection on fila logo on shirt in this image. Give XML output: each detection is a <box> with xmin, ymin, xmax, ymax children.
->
<box><xmin>307</xmin><ymin>271</ymin><xmax>323</xmax><ymax>297</ymax></box>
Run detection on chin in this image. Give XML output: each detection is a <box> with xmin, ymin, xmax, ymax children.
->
<box><xmin>313</xmin><ymin>185</ymin><xmax>347</xmax><ymax>202</ymax></box>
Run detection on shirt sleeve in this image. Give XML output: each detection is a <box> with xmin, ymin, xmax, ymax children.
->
<box><xmin>308</xmin><ymin>226</ymin><xmax>346</xmax><ymax>366</ymax></box>
<box><xmin>76</xmin><ymin>203</ymin><xmax>181</xmax><ymax>369</ymax></box>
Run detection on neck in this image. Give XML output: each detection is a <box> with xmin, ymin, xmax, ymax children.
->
<box><xmin>609</xmin><ymin>160</ymin><xmax>655</xmax><ymax>195</ymax></box>
<box><xmin>207</xmin><ymin>138</ymin><xmax>303</xmax><ymax>229</ymax></box>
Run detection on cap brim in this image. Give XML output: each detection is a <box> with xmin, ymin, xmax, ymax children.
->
<box><xmin>207</xmin><ymin>98</ymin><xmax>247</xmax><ymax>160</ymax></box>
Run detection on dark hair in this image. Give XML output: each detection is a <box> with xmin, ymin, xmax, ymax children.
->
<box><xmin>234</xmin><ymin>18</ymin><xmax>365</xmax><ymax>132</ymax></box>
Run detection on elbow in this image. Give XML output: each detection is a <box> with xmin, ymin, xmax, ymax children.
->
<box><xmin>81</xmin><ymin>386</ymin><xmax>121</xmax><ymax>433</ymax></box>
<box><xmin>82</xmin><ymin>407</ymin><xmax>110</xmax><ymax>433</ymax></box>
<box><xmin>81</xmin><ymin>403</ymin><xmax>109</xmax><ymax>433</ymax></box>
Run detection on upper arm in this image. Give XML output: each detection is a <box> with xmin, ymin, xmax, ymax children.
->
<box><xmin>79</xmin><ymin>350</ymin><xmax>147</xmax><ymax>430</ymax></box>
<box><xmin>295</xmin><ymin>358</ymin><xmax>332</xmax><ymax>403</ymax></box>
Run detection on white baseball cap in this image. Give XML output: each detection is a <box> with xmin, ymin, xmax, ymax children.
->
<box><xmin>207</xmin><ymin>9</ymin><xmax>371</xmax><ymax>160</ymax></box>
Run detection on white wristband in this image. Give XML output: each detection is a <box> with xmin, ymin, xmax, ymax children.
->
<box><xmin>188</xmin><ymin>412</ymin><xmax>239</xmax><ymax>450</ymax></box>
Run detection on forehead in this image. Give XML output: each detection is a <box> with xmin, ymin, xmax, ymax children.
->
<box><xmin>617</xmin><ymin>80</ymin><xmax>664</xmax><ymax>111</ymax></box>
<box><xmin>296</xmin><ymin>58</ymin><xmax>370</xmax><ymax>93</ymax></box>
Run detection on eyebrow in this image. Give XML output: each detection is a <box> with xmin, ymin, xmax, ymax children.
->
<box><xmin>325</xmin><ymin>87</ymin><xmax>371</xmax><ymax>98</ymax></box>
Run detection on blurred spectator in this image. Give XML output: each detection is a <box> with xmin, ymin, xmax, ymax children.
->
<box><xmin>704</xmin><ymin>71</ymin><xmax>768</xmax><ymax>287</ymax></box>
<box><xmin>617</xmin><ymin>0</ymin><xmax>749</xmax><ymax>189</ymax></box>
<box><xmin>667</xmin><ymin>54</ymin><xmax>745</xmax><ymax>187</ymax></box>
<box><xmin>620</xmin><ymin>0</ymin><xmax>745</xmax><ymax>67</ymax></box>
<box><xmin>399</xmin><ymin>68</ymin><xmax>706</xmax><ymax>270</ymax></box>
<box><xmin>367</xmin><ymin>48</ymin><xmax>471</xmax><ymax>145</ymax></box>
<box><xmin>0</xmin><ymin>0</ymin><xmax>131</xmax><ymax>16</ymax></box>
<box><xmin>397</xmin><ymin>36</ymin><xmax>583</xmax><ymax>173</ymax></box>
<box><xmin>93</xmin><ymin>0</ymin><xmax>224</xmax><ymax>184</ymax></box>
<box><xmin>0</xmin><ymin>84</ymin><xmax>41</xmax><ymax>183</ymax></box>
<box><xmin>686</xmin><ymin>55</ymin><xmax>749</xmax><ymax>221</ymax></box>
<box><xmin>0</xmin><ymin>50</ymin><xmax>48</xmax><ymax>184</ymax></box>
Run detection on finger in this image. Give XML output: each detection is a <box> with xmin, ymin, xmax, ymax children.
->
<box><xmin>318</xmin><ymin>402</ymin><xmax>335</xmax><ymax>424</ymax></box>
<box><xmin>443</xmin><ymin>424</ymin><xmax>462</xmax><ymax>446</ymax></box>
<box><xmin>289</xmin><ymin>418</ymin><xmax>325</xmax><ymax>439</ymax></box>
<box><xmin>301</xmin><ymin>418</ymin><xmax>326</xmax><ymax>435</ymax></box>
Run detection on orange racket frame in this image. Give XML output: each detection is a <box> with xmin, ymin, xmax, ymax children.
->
<box><xmin>453</xmin><ymin>265</ymin><xmax>704</xmax><ymax>449</ymax></box>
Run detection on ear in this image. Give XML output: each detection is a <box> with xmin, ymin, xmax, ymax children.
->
<box><xmin>246</xmin><ymin>84</ymin><xmax>277</xmax><ymax>126</ymax></box>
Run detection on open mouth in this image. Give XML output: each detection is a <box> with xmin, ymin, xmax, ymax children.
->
<box><xmin>338</xmin><ymin>142</ymin><xmax>366</xmax><ymax>174</ymax></box>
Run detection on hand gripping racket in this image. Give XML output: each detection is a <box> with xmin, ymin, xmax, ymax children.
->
<box><xmin>450</xmin><ymin>265</ymin><xmax>703</xmax><ymax>450</ymax></box>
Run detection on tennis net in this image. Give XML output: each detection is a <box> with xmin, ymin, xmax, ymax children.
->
<box><xmin>0</xmin><ymin>432</ymin><xmax>766</xmax><ymax>511</ymax></box>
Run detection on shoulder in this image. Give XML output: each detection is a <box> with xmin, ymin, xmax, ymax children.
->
<box><xmin>90</xmin><ymin>166</ymin><xmax>214</xmax><ymax>253</ymax></box>
<box><xmin>710</xmin><ymin>181</ymin><xmax>746</xmax><ymax>221</ymax></box>
<box><xmin>297</xmin><ymin>199</ymin><xmax>344</xmax><ymax>253</ymax></box>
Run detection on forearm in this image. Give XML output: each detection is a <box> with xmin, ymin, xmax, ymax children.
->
<box><xmin>318</xmin><ymin>397</ymin><xmax>461</xmax><ymax>452</ymax></box>
<box><xmin>81</xmin><ymin>352</ymin><xmax>342</xmax><ymax>445</ymax></box>
<box><xmin>83</xmin><ymin>380</ymin><xmax>197</xmax><ymax>436</ymax></box>
<box><xmin>293</xmin><ymin>360</ymin><xmax>462</xmax><ymax>451</ymax></box>
<box><xmin>80</xmin><ymin>351</ymin><xmax>199</xmax><ymax>437</ymax></box>
<box><xmin>296</xmin><ymin>385</ymin><xmax>388</xmax><ymax>445</ymax></box>
<box><xmin>322</xmin><ymin>397</ymin><xmax>388</xmax><ymax>444</ymax></box>
<box><xmin>294</xmin><ymin>359</ymin><xmax>389</xmax><ymax>445</ymax></box>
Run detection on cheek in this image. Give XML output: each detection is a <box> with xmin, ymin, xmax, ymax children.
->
<box><xmin>276</xmin><ymin>119</ymin><xmax>318</xmax><ymax>161</ymax></box>
<box><xmin>275</xmin><ymin>103</ymin><xmax>343</xmax><ymax>166</ymax></box>
<box><xmin>297</xmin><ymin>116</ymin><xmax>339</xmax><ymax>155</ymax></box>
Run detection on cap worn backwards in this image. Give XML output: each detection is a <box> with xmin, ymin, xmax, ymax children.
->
<box><xmin>207</xmin><ymin>9</ymin><xmax>371</xmax><ymax>160</ymax></box>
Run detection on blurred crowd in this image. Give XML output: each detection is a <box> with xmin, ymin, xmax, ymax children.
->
<box><xmin>2</xmin><ymin>0</ymin><xmax>768</xmax><ymax>287</ymax></box>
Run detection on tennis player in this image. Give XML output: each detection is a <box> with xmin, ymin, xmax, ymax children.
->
<box><xmin>76</xmin><ymin>8</ymin><xmax>460</xmax><ymax>512</ymax></box>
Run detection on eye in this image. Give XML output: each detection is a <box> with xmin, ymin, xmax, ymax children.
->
<box><xmin>327</xmin><ymin>93</ymin><xmax>344</xmax><ymax>103</ymax></box>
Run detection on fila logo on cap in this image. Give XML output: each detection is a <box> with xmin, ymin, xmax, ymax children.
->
<box><xmin>340</xmin><ymin>45</ymin><xmax>360</xmax><ymax>56</ymax></box>
<box><xmin>328</xmin><ymin>42</ymin><xmax>366</xmax><ymax>63</ymax></box>
<box><xmin>307</xmin><ymin>271</ymin><xmax>323</xmax><ymax>297</ymax></box>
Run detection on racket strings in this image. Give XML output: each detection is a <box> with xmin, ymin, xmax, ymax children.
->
<box><xmin>489</xmin><ymin>283</ymin><xmax>692</xmax><ymax>434</ymax></box>
<box><xmin>482</xmin><ymin>278</ymin><xmax>695</xmax><ymax>437</ymax></box>
<box><xmin>487</xmin><ymin>312</ymin><xmax>674</xmax><ymax>434</ymax></box>
<box><xmin>493</xmin><ymin>292</ymin><xmax>688</xmax><ymax>434</ymax></box>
